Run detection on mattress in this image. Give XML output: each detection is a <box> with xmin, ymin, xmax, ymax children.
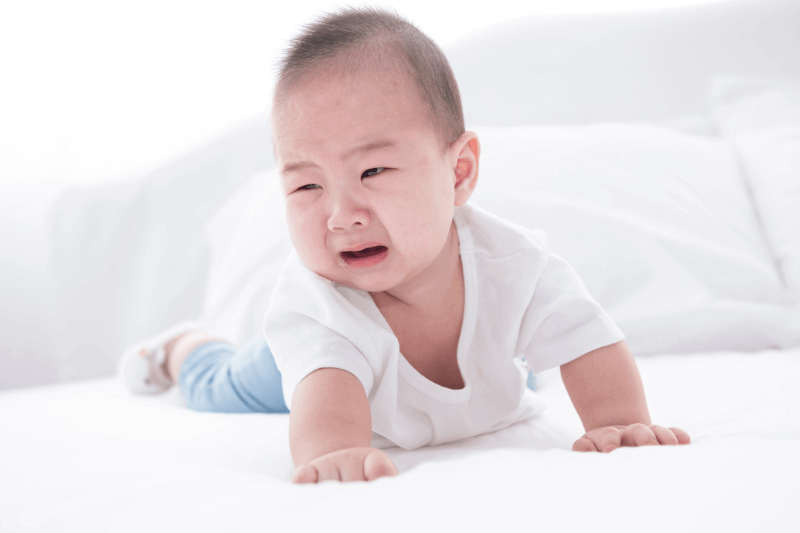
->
<box><xmin>2</xmin><ymin>348</ymin><xmax>798</xmax><ymax>532</ymax></box>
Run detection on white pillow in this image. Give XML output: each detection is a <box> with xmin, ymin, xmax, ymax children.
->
<box><xmin>202</xmin><ymin>123</ymin><xmax>800</xmax><ymax>354</ymax></box>
<box><xmin>711</xmin><ymin>75</ymin><xmax>800</xmax><ymax>298</ymax></box>
<box><xmin>201</xmin><ymin>169</ymin><xmax>291</xmax><ymax>346</ymax></box>
<box><xmin>470</xmin><ymin>123</ymin><xmax>798</xmax><ymax>354</ymax></box>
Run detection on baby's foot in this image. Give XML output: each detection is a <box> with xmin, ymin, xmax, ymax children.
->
<box><xmin>118</xmin><ymin>320</ymin><xmax>204</xmax><ymax>394</ymax></box>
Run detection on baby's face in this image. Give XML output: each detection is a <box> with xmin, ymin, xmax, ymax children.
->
<box><xmin>272</xmin><ymin>69</ymin><xmax>466</xmax><ymax>293</ymax></box>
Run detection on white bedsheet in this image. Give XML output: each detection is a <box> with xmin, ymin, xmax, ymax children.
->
<box><xmin>2</xmin><ymin>348</ymin><xmax>798</xmax><ymax>532</ymax></box>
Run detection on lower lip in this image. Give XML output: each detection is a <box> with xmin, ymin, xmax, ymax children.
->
<box><xmin>341</xmin><ymin>247</ymin><xmax>389</xmax><ymax>268</ymax></box>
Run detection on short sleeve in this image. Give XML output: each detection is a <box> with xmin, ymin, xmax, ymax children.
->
<box><xmin>263</xmin><ymin>311</ymin><xmax>375</xmax><ymax>410</ymax></box>
<box><xmin>517</xmin><ymin>242</ymin><xmax>625</xmax><ymax>375</ymax></box>
<box><xmin>262</xmin><ymin>251</ymin><xmax>380</xmax><ymax>410</ymax></box>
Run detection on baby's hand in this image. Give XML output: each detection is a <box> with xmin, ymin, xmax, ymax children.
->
<box><xmin>292</xmin><ymin>447</ymin><xmax>398</xmax><ymax>484</ymax></box>
<box><xmin>572</xmin><ymin>424</ymin><xmax>691</xmax><ymax>453</ymax></box>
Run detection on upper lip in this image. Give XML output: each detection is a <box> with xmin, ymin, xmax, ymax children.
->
<box><xmin>339</xmin><ymin>242</ymin><xmax>386</xmax><ymax>253</ymax></box>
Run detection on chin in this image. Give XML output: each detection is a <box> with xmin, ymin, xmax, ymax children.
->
<box><xmin>336</xmin><ymin>272</ymin><xmax>399</xmax><ymax>293</ymax></box>
<box><xmin>307</xmin><ymin>265</ymin><xmax>378</xmax><ymax>292</ymax></box>
<box><xmin>340</xmin><ymin>278</ymin><xmax>389</xmax><ymax>293</ymax></box>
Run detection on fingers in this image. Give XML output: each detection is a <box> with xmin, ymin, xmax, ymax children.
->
<box><xmin>650</xmin><ymin>425</ymin><xmax>679</xmax><ymax>445</ymax></box>
<box><xmin>578</xmin><ymin>426</ymin><xmax>623</xmax><ymax>453</ymax></box>
<box><xmin>574</xmin><ymin>424</ymin><xmax>692</xmax><ymax>453</ymax></box>
<box><xmin>293</xmin><ymin>447</ymin><xmax>399</xmax><ymax>484</ymax></box>
<box><xmin>339</xmin><ymin>454</ymin><xmax>368</xmax><ymax>482</ymax></box>
<box><xmin>293</xmin><ymin>457</ymin><xmax>345</xmax><ymax>484</ymax></box>
<box><xmin>314</xmin><ymin>458</ymin><xmax>345</xmax><ymax>482</ymax></box>
<box><xmin>632</xmin><ymin>425</ymin><xmax>691</xmax><ymax>447</ymax></box>
<box><xmin>620</xmin><ymin>423</ymin><xmax>660</xmax><ymax>448</ymax></box>
<box><xmin>364</xmin><ymin>449</ymin><xmax>398</xmax><ymax>481</ymax></box>
<box><xmin>311</xmin><ymin>454</ymin><xmax>356</xmax><ymax>482</ymax></box>
<box><xmin>669</xmin><ymin>426</ymin><xmax>692</xmax><ymax>445</ymax></box>
<box><xmin>292</xmin><ymin>464</ymin><xmax>318</xmax><ymax>484</ymax></box>
<box><xmin>572</xmin><ymin>436</ymin><xmax>599</xmax><ymax>452</ymax></box>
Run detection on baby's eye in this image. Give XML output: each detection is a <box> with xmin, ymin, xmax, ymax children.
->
<box><xmin>361</xmin><ymin>167</ymin><xmax>385</xmax><ymax>178</ymax></box>
<box><xmin>297</xmin><ymin>184</ymin><xmax>321</xmax><ymax>191</ymax></box>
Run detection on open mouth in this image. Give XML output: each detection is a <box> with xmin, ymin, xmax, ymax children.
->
<box><xmin>340</xmin><ymin>246</ymin><xmax>388</xmax><ymax>267</ymax></box>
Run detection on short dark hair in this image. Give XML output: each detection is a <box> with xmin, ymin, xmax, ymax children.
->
<box><xmin>272</xmin><ymin>6</ymin><xmax>464</xmax><ymax>154</ymax></box>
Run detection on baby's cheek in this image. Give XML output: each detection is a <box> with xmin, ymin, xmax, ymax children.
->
<box><xmin>285</xmin><ymin>213</ymin><xmax>302</xmax><ymax>246</ymax></box>
<box><xmin>287</xmin><ymin>216</ymin><xmax>317</xmax><ymax>259</ymax></box>
<box><xmin>306</xmin><ymin>226</ymin><xmax>339</xmax><ymax>274</ymax></box>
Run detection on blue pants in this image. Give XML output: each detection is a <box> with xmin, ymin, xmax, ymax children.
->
<box><xmin>179</xmin><ymin>335</ymin><xmax>538</xmax><ymax>414</ymax></box>
<box><xmin>179</xmin><ymin>335</ymin><xmax>289</xmax><ymax>413</ymax></box>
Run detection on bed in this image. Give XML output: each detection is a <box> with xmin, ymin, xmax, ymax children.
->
<box><xmin>3</xmin><ymin>0</ymin><xmax>800</xmax><ymax>531</ymax></box>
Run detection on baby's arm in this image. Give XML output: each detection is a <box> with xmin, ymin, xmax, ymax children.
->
<box><xmin>289</xmin><ymin>368</ymin><xmax>398</xmax><ymax>483</ymax></box>
<box><xmin>560</xmin><ymin>340</ymin><xmax>690</xmax><ymax>452</ymax></box>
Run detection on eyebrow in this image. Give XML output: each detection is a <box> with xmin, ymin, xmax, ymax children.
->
<box><xmin>280</xmin><ymin>138</ymin><xmax>397</xmax><ymax>175</ymax></box>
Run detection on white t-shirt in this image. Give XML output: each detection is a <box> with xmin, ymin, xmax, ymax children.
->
<box><xmin>263</xmin><ymin>203</ymin><xmax>624</xmax><ymax>450</ymax></box>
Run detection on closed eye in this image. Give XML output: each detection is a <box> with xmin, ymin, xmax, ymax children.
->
<box><xmin>361</xmin><ymin>167</ymin><xmax>385</xmax><ymax>178</ymax></box>
<box><xmin>296</xmin><ymin>184</ymin><xmax>321</xmax><ymax>191</ymax></box>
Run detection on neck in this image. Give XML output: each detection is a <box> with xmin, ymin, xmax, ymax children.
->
<box><xmin>371</xmin><ymin>221</ymin><xmax>461</xmax><ymax>314</ymax></box>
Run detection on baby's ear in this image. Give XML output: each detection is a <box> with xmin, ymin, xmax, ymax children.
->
<box><xmin>453</xmin><ymin>132</ymin><xmax>480</xmax><ymax>207</ymax></box>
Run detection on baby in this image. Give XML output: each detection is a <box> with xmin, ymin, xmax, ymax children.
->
<box><xmin>120</xmin><ymin>6</ymin><xmax>690</xmax><ymax>484</ymax></box>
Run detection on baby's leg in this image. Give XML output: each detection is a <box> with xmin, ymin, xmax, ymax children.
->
<box><xmin>167</xmin><ymin>333</ymin><xmax>289</xmax><ymax>414</ymax></box>
<box><xmin>163</xmin><ymin>330</ymin><xmax>226</xmax><ymax>385</ymax></box>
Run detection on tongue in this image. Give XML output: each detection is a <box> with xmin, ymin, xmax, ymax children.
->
<box><xmin>350</xmin><ymin>246</ymin><xmax>385</xmax><ymax>258</ymax></box>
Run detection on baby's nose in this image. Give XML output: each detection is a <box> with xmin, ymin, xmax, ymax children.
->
<box><xmin>327</xmin><ymin>193</ymin><xmax>371</xmax><ymax>231</ymax></box>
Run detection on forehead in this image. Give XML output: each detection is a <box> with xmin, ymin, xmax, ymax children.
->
<box><xmin>271</xmin><ymin>66</ymin><xmax>435</xmax><ymax>160</ymax></box>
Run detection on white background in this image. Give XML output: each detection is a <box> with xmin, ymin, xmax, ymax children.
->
<box><xmin>0</xmin><ymin>0</ymin><xmax>736</xmax><ymax>389</ymax></box>
<box><xmin>1</xmin><ymin>0</ymin><xmax>734</xmax><ymax>189</ymax></box>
